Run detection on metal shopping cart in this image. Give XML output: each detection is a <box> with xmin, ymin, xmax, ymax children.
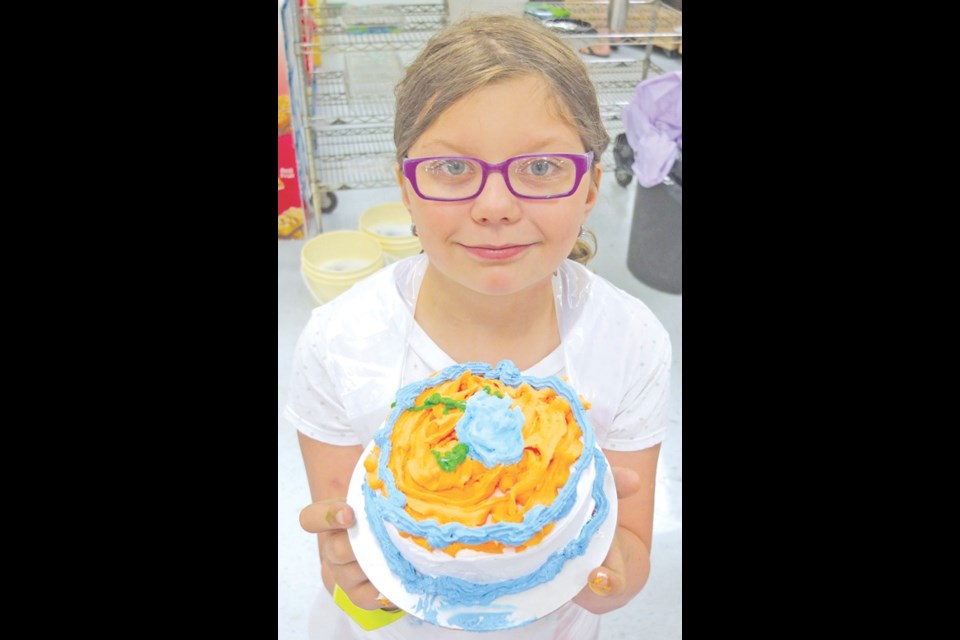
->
<box><xmin>281</xmin><ymin>1</ymin><xmax>449</xmax><ymax>233</ymax></box>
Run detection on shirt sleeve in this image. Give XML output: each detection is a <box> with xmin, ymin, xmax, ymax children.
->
<box><xmin>602</xmin><ymin>322</ymin><xmax>672</xmax><ymax>452</ymax></box>
<box><xmin>283</xmin><ymin>315</ymin><xmax>364</xmax><ymax>447</ymax></box>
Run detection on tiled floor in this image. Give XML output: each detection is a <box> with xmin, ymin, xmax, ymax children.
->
<box><xmin>278</xmin><ymin>37</ymin><xmax>681</xmax><ymax>640</ymax></box>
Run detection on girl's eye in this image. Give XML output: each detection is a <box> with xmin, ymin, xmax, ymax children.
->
<box><xmin>442</xmin><ymin>160</ymin><xmax>467</xmax><ymax>176</ymax></box>
<box><xmin>514</xmin><ymin>157</ymin><xmax>564</xmax><ymax>177</ymax></box>
<box><xmin>529</xmin><ymin>160</ymin><xmax>553</xmax><ymax>176</ymax></box>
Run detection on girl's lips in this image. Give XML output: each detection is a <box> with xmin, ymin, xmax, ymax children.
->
<box><xmin>461</xmin><ymin>244</ymin><xmax>531</xmax><ymax>260</ymax></box>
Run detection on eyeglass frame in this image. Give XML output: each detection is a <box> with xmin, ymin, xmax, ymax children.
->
<box><xmin>401</xmin><ymin>151</ymin><xmax>595</xmax><ymax>202</ymax></box>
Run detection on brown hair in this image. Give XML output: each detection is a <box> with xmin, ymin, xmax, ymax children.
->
<box><xmin>394</xmin><ymin>14</ymin><xmax>608</xmax><ymax>264</ymax></box>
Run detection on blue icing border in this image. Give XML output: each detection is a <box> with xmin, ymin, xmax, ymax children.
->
<box><xmin>363</xmin><ymin>360</ymin><xmax>611</xmax><ymax>618</ymax></box>
<box><xmin>445</xmin><ymin>606</ymin><xmax>536</xmax><ymax>631</ymax></box>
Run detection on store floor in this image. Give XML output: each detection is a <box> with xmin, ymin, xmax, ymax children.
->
<box><xmin>278</xmin><ymin>53</ymin><xmax>681</xmax><ymax>640</ymax></box>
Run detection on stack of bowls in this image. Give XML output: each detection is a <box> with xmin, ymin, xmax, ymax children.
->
<box><xmin>300</xmin><ymin>230</ymin><xmax>385</xmax><ymax>304</ymax></box>
<box><xmin>359</xmin><ymin>203</ymin><xmax>422</xmax><ymax>263</ymax></box>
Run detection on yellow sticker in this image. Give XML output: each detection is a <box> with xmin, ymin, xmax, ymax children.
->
<box><xmin>333</xmin><ymin>585</ymin><xmax>406</xmax><ymax>631</ymax></box>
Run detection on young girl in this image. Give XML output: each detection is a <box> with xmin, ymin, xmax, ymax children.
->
<box><xmin>285</xmin><ymin>14</ymin><xmax>671</xmax><ymax>640</ymax></box>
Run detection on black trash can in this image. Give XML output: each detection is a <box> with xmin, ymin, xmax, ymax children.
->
<box><xmin>626</xmin><ymin>152</ymin><xmax>682</xmax><ymax>294</ymax></box>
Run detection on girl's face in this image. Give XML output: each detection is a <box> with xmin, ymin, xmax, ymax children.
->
<box><xmin>398</xmin><ymin>74</ymin><xmax>601</xmax><ymax>298</ymax></box>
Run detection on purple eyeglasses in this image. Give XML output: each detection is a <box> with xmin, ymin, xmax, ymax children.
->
<box><xmin>402</xmin><ymin>151</ymin><xmax>595</xmax><ymax>202</ymax></box>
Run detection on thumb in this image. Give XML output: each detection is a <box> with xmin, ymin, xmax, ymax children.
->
<box><xmin>299</xmin><ymin>500</ymin><xmax>355</xmax><ymax>533</ymax></box>
<box><xmin>586</xmin><ymin>566</ymin><xmax>625</xmax><ymax>598</ymax></box>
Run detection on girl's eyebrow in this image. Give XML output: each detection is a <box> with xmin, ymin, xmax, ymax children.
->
<box><xmin>415</xmin><ymin>137</ymin><xmax>576</xmax><ymax>156</ymax></box>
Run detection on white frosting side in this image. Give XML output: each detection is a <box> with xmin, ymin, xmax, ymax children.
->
<box><xmin>386</xmin><ymin>457</ymin><xmax>597</xmax><ymax>584</ymax></box>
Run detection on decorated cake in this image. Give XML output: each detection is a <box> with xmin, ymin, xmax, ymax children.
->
<box><xmin>355</xmin><ymin>360</ymin><xmax>613</xmax><ymax>630</ymax></box>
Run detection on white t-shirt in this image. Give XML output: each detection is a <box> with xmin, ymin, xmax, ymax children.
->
<box><xmin>284</xmin><ymin>254</ymin><xmax>671</xmax><ymax>640</ymax></box>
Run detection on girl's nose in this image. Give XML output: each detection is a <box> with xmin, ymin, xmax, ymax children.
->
<box><xmin>470</xmin><ymin>171</ymin><xmax>520</xmax><ymax>224</ymax></box>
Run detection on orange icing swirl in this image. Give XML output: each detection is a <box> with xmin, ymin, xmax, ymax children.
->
<box><xmin>365</xmin><ymin>370</ymin><xmax>583</xmax><ymax>555</ymax></box>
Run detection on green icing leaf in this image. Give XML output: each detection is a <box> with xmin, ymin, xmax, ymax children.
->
<box><xmin>432</xmin><ymin>443</ymin><xmax>470</xmax><ymax>472</ymax></box>
<box><xmin>410</xmin><ymin>392</ymin><xmax>465</xmax><ymax>413</ymax></box>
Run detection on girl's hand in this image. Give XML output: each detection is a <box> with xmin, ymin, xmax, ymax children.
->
<box><xmin>300</xmin><ymin>499</ymin><xmax>386</xmax><ymax>610</ymax></box>
<box><xmin>572</xmin><ymin>466</ymin><xmax>645</xmax><ymax>613</ymax></box>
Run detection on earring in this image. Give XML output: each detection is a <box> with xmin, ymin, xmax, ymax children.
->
<box><xmin>411</xmin><ymin>224</ymin><xmax>418</xmax><ymax>237</ymax></box>
<box><xmin>578</xmin><ymin>225</ymin><xmax>585</xmax><ymax>238</ymax></box>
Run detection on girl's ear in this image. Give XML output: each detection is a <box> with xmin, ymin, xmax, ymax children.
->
<box><xmin>583</xmin><ymin>164</ymin><xmax>603</xmax><ymax>219</ymax></box>
<box><xmin>396</xmin><ymin>163</ymin><xmax>412</xmax><ymax>210</ymax></box>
